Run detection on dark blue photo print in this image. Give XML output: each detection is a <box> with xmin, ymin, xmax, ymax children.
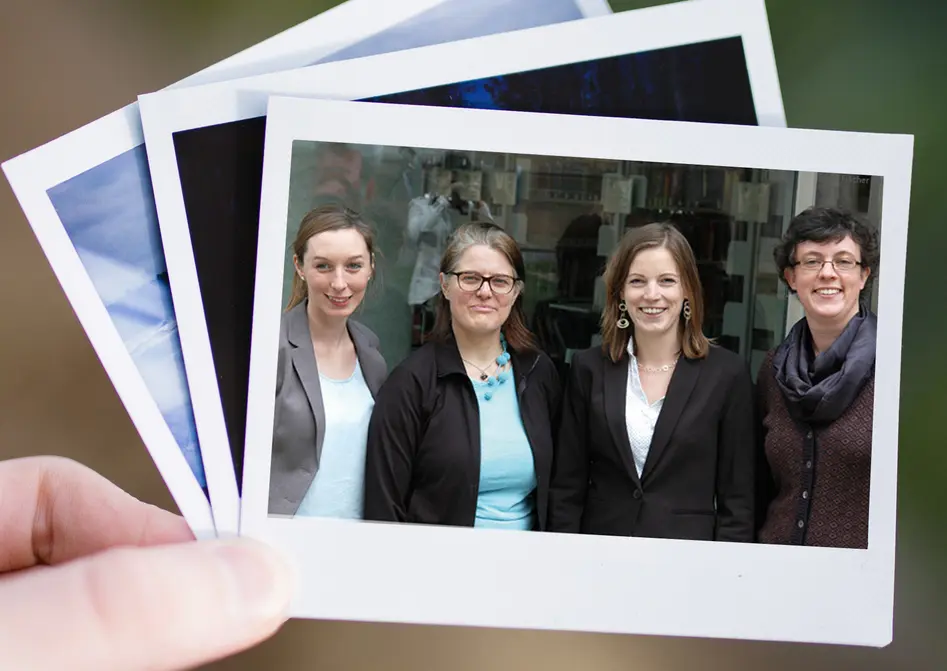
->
<box><xmin>171</xmin><ymin>37</ymin><xmax>757</xmax><ymax>484</ymax></box>
<box><xmin>366</xmin><ymin>38</ymin><xmax>754</xmax><ymax>125</ymax></box>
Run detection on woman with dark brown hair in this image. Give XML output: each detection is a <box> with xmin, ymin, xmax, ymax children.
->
<box><xmin>363</xmin><ymin>222</ymin><xmax>561</xmax><ymax>530</ymax></box>
<box><xmin>548</xmin><ymin>222</ymin><xmax>755</xmax><ymax>541</ymax></box>
<box><xmin>756</xmin><ymin>207</ymin><xmax>879</xmax><ymax>549</ymax></box>
<box><xmin>269</xmin><ymin>205</ymin><xmax>387</xmax><ymax>518</ymax></box>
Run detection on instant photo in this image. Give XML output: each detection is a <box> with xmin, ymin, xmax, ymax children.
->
<box><xmin>139</xmin><ymin>0</ymin><xmax>784</xmax><ymax>489</ymax></box>
<box><xmin>274</xmin><ymin>141</ymin><xmax>883</xmax><ymax>550</ymax></box>
<box><xmin>243</xmin><ymin>97</ymin><xmax>911</xmax><ymax>646</ymax></box>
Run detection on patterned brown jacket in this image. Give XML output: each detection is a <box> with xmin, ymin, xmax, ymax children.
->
<box><xmin>756</xmin><ymin>350</ymin><xmax>873</xmax><ymax>549</ymax></box>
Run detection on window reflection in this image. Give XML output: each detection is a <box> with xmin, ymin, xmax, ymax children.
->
<box><xmin>283</xmin><ymin>141</ymin><xmax>882</xmax><ymax>382</ymax></box>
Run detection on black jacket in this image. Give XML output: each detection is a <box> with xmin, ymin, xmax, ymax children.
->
<box><xmin>548</xmin><ymin>344</ymin><xmax>755</xmax><ymax>542</ymax></box>
<box><xmin>363</xmin><ymin>337</ymin><xmax>562</xmax><ymax>529</ymax></box>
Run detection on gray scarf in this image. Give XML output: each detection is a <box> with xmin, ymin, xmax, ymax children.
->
<box><xmin>772</xmin><ymin>307</ymin><xmax>877</xmax><ymax>424</ymax></box>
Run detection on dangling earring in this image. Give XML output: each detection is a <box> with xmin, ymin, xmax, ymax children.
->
<box><xmin>617</xmin><ymin>300</ymin><xmax>630</xmax><ymax>329</ymax></box>
<box><xmin>682</xmin><ymin>298</ymin><xmax>692</xmax><ymax>322</ymax></box>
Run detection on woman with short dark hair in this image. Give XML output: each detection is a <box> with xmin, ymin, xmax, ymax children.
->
<box><xmin>756</xmin><ymin>206</ymin><xmax>879</xmax><ymax>549</ymax></box>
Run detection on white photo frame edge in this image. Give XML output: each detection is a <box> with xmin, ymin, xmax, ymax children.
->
<box><xmin>574</xmin><ymin>0</ymin><xmax>614</xmax><ymax>17</ymax></box>
<box><xmin>135</xmin><ymin>0</ymin><xmax>785</xmax><ymax>530</ymax></box>
<box><xmin>0</xmin><ymin>0</ymin><xmax>457</xmax><ymax>538</ymax></box>
<box><xmin>243</xmin><ymin>96</ymin><xmax>911</xmax><ymax>647</ymax></box>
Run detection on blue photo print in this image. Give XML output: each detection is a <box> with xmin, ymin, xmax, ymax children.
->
<box><xmin>46</xmin><ymin>148</ymin><xmax>206</xmax><ymax>492</ymax></box>
<box><xmin>317</xmin><ymin>0</ymin><xmax>600</xmax><ymax>64</ymax></box>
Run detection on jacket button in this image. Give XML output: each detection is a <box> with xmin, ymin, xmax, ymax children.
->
<box><xmin>633</xmin><ymin>490</ymin><xmax>642</xmax><ymax>500</ymax></box>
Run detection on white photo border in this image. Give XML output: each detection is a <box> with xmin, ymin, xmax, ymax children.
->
<box><xmin>244</xmin><ymin>96</ymin><xmax>912</xmax><ymax>646</ymax></box>
<box><xmin>574</xmin><ymin>0</ymin><xmax>614</xmax><ymax>17</ymax></box>
<box><xmin>1</xmin><ymin>0</ymin><xmax>458</xmax><ymax>538</ymax></box>
<box><xmin>136</xmin><ymin>0</ymin><xmax>786</xmax><ymax>521</ymax></box>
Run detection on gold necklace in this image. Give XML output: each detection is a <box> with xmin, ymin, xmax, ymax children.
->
<box><xmin>636</xmin><ymin>350</ymin><xmax>681</xmax><ymax>374</ymax></box>
<box><xmin>637</xmin><ymin>361</ymin><xmax>677</xmax><ymax>373</ymax></box>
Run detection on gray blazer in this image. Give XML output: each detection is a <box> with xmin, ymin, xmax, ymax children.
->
<box><xmin>268</xmin><ymin>301</ymin><xmax>388</xmax><ymax>516</ymax></box>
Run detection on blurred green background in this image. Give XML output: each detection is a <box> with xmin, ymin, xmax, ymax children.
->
<box><xmin>0</xmin><ymin>0</ymin><xmax>944</xmax><ymax>668</ymax></box>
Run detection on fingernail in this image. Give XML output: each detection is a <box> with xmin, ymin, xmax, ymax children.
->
<box><xmin>212</xmin><ymin>540</ymin><xmax>295</xmax><ymax>621</ymax></box>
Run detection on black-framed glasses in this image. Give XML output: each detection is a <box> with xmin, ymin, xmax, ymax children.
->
<box><xmin>792</xmin><ymin>257</ymin><xmax>863</xmax><ymax>273</ymax></box>
<box><xmin>446</xmin><ymin>271</ymin><xmax>519</xmax><ymax>295</ymax></box>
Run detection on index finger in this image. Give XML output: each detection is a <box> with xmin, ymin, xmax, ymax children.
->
<box><xmin>0</xmin><ymin>456</ymin><xmax>193</xmax><ymax>572</ymax></box>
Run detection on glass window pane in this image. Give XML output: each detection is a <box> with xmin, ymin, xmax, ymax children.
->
<box><xmin>282</xmin><ymin>141</ymin><xmax>879</xmax><ymax>384</ymax></box>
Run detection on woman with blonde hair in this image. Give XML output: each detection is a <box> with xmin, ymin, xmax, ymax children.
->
<box><xmin>269</xmin><ymin>204</ymin><xmax>387</xmax><ymax>518</ymax></box>
<box><xmin>548</xmin><ymin>222</ymin><xmax>755</xmax><ymax>541</ymax></box>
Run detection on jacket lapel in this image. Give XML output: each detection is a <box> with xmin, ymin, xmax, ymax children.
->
<box><xmin>602</xmin><ymin>355</ymin><xmax>642</xmax><ymax>488</ymax></box>
<box><xmin>350</xmin><ymin>321</ymin><xmax>387</xmax><ymax>397</ymax></box>
<box><xmin>640</xmin><ymin>355</ymin><xmax>701</xmax><ymax>482</ymax></box>
<box><xmin>286</xmin><ymin>303</ymin><xmax>327</xmax><ymax>468</ymax></box>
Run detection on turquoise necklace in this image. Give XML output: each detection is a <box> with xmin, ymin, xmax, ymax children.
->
<box><xmin>462</xmin><ymin>334</ymin><xmax>512</xmax><ymax>402</ymax></box>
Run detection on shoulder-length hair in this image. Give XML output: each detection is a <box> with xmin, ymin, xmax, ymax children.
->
<box><xmin>600</xmin><ymin>222</ymin><xmax>710</xmax><ymax>363</ymax></box>
<box><xmin>430</xmin><ymin>222</ymin><xmax>538</xmax><ymax>352</ymax></box>
<box><xmin>286</xmin><ymin>204</ymin><xmax>376</xmax><ymax>311</ymax></box>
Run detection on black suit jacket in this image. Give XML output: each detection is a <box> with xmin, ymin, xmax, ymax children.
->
<box><xmin>364</xmin><ymin>338</ymin><xmax>561</xmax><ymax>529</ymax></box>
<box><xmin>548</xmin><ymin>344</ymin><xmax>755</xmax><ymax>542</ymax></box>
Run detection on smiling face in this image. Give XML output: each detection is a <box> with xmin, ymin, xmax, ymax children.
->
<box><xmin>784</xmin><ymin>235</ymin><xmax>869</xmax><ymax>330</ymax></box>
<box><xmin>440</xmin><ymin>244</ymin><xmax>520</xmax><ymax>338</ymax></box>
<box><xmin>622</xmin><ymin>246</ymin><xmax>685</xmax><ymax>339</ymax></box>
<box><xmin>294</xmin><ymin>227</ymin><xmax>372</xmax><ymax>322</ymax></box>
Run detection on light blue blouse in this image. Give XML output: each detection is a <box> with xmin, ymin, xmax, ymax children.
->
<box><xmin>472</xmin><ymin>367</ymin><xmax>537</xmax><ymax>530</ymax></box>
<box><xmin>295</xmin><ymin>359</ymin><xmax>374</xmax><ymax>519</ymax></box>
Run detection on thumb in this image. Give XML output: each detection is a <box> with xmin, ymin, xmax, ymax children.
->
<box><xmin>0</xmin><ymin>538</ymin><xmax>295</xmax><ymax>671</ymax></box>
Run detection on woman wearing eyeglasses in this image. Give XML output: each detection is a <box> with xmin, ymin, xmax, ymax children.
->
<box><xmin>363</xmin><ymin>222</ymin><xmax>561</xmax><ymax>530</ymax></box>
<box><xmin>756</xmin><ymin>206</ymin><xmax>879</xmax><ymax>549</ymax></box>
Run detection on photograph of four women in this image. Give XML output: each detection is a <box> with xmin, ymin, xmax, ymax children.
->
<box><xmin>267</xmin><ymin>201</ymin><xmax>879</xmax><ymax>550</ymax></box>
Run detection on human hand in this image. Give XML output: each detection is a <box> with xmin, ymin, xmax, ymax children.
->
<box><xmin>0</xmin><ymin>456</ymin><xmax>294</xmax><ymax>671</ymax></box>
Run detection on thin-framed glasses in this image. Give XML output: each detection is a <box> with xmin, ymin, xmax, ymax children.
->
<box><xmin>446</xmin><ymin>271</ymin><xmax>519</xmax><ymax>295</ymax></box>
<box><xmin>793</xmin><ymin>257</ymin><xmax>863</xmax><ymax>273</ymax></box>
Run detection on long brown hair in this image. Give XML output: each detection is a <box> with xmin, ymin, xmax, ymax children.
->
<box><xmin>286</xmin><ymin>204</ymin><xmax>376</xmax><ymax>311</ymax></box>
<box><xmin>430</xmin><ymin>222</ymin><xmax>538</xmax><ymax>352</ymax></box>
<box><xmin>600</xmin><ymin>222</ymin><xmax>710</xmax><ymax>363</ymax></box>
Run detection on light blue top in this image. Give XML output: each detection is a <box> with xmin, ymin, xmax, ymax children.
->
<box><xmin>472</xmin><ymin>366</ymin><xmax>537</xmax><ymax>530</ymax></box>
<box><xmin>296</xmin><ymin>359</ymin><xmax>374</xmax><ymax>519</ymax></box>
